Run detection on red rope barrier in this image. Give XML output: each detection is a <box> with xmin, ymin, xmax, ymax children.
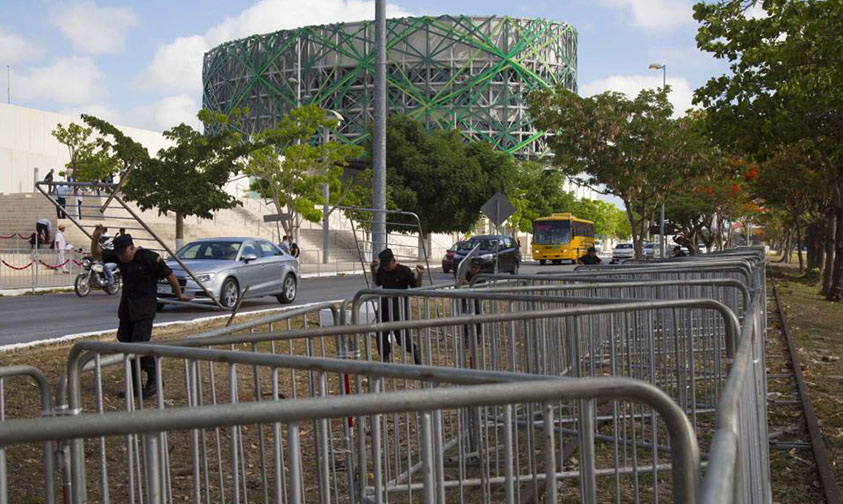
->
<box><xmin>73</xmin><ymin>259</ymin><xmax>86</xmax><ymax>266</ymax></box>
<box><xmin>1</xmin><ymin>260</ymin><xmax>33</xmax><ymax>270</ymax></box>
<box><xmin>38</xmin><ymin>259</ymin><xmax>71</xmax><ymax>270</ymax></box>
<box><xmin>0</xmin><ymin>233</ymin><xmax>17</xmax><ymax>239</ymax></box>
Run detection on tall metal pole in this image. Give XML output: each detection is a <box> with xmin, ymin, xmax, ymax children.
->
<box><xmin>6</xmin><ymin>65</ymin><xmax>9</xmax><ymax>105</ymax></box>
<box><xmin>371</xmin><ymin>0</ymin><xmax>387</xmax><ymax>258</ymax></box>
<box><xmin>658</xmin><ymin>64</ymin><xmax>666</xmax><ymax>259</ymax></box>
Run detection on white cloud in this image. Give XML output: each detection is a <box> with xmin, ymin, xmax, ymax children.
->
<box><xmin>0</xmin><ymin>26</ymin><xmax>44</xmax><ymax>63</ymax></box>
<box><xmin>13</xmin><ymin>57</ymin><xmax>106</xmax><ymax>105</ymax></box>
<box><xmin>49</xmin><ymin>1</ymin><xmax>139</xmax><ymax>54</ymax></box>
<box><xmin>745</xmin><ymin>3</ymin><xmax>768</xmax><ymax>19</ymax></box>
<box><xmin>131</xmin><ymin>94</ymin><xmax>201</xmax><ymax>131</ymax></box>
<box><xmin>599</xmin><ymin>0</ymin><xmax>693</xmax><ymax>31</ymax></box>
<box><xmin>140</xmin><ymin>0</ymin><xmax>414</xmax><ymax>95</ymax></box>
<box><xmin>581</xmin><ymin>74</ymin><xmax>695</xmax><ymax>116</ymax></box>
<box><xmin>57</xmin><ymin>94</ymin><xmax>199</xmax><ymax>133</ymax></box>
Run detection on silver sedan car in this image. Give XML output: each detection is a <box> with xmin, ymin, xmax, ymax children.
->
<box><xmin>157</xmin><ymin>238</ymin><xmax>300</xmax><ymax>310</ymax></box>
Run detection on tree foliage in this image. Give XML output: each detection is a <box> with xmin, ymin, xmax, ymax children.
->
<box><xmin>365</xmin><ymin>115</ymin><xmax>518</xmax><ymax>235</ymax></box>
<box><xmin>51</xmin><ymin>122</ymin><xmax>117</xmax><ymax>181</ymax></box>
<box><xmin>694</xmin><ymin>0</ymin><xmax>843</xmax><ymax>299</ymax></box>
<box><xmin>244</xmin><ymin>105</ymin><xmax>363</xmax><ymax>238</ymax></box>
<box><xmin>529</xmin><ymin>87</ymin><xmax>706</xmax><ymax>258</ymax></box>
<box><xmin>82</xmin><ymin>111</ymin><xmax>250</xmax><ymax>243</ymax></box>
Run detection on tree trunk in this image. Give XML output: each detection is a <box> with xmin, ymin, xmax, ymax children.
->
<box><xmin>175</xmin><ymin>212</ymin><xmax>184</xmax><ymax>250</ymax></box>
<box><xmin>796</xmin><ymin>226</ymin><xmax>804</xmax><ymax>272</ymax></box>
<box><xmin>828</xmin><ymin>206</ymin><xmax>843</xmax><ymax>302</ymax></box>
<box><xmin>624</xmin><ymin>203</ymin><xmax>643</xmax><ymax>260</ymax></box>
<box><xmin>806</xmin><ymin>222</ymin><xmax>824</xmax><ymax>272</ymax></box>
<box><xmin>822</xmin><ymin>216</ymin><xmax>836</xmax><ymax>296</ymax></box>
<box><xmin>778</xmin><ymin>232</ymin><xmax>791</xmax><ymax>263</ymax></box>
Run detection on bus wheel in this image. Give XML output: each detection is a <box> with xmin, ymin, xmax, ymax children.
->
<box><xmin>552</xmin><ymin>260</ymin><xmax>561</xmax><ymax>265</ymax></box>
<box><xmin>539</xmin><ymin>259</ymin><xmax>546</xmax><ymax>265</ymax></box>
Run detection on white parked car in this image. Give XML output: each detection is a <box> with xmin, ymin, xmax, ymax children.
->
<box><xmin>612</xmin><ymin>243</ymin><xmax>635</xmax><ymax>263</ymax></box>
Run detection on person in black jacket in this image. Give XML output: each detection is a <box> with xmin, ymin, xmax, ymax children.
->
<box><xmin>91</xmin><ymin>225</ymin><xmax>191</xmax><ymax>398</ymax></box>
<box><xmin>369</xmin><ymin>248</ymin><xmax>423</xmax><ymax>364</ymax></box>
<box><xmin>578</xmin><ymin>247</ymin><xmax>602</xmax><ymax>265</ymax></box>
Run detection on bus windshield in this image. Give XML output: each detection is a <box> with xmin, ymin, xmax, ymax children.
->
<box><xmin>533</xmin><ymin>220</ymin><xmax>570</xmax><ymax>245</ymax></box>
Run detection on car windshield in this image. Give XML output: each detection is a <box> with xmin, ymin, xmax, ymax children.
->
<box><xmin>460</xmin><ymin>238</ymin><xmax>499</xmax><ymax>250</ymax></box>
<box><xmin>449</xmin><ymin>242</ymin><xmax>464</xmax><ymax>252</ymax></box>
<box><xmin>533</xmin><ymin>220</ymin><xmax>570</xmax><ymax>245</ymax></box>
<box><xmin>615</xmin><ymin>244</ymin><xmax>633</xmax><ymax>249</ymax></box>
<box><xmin>176</xmin><ymin>241</ymin><xmax>242</xmax><ymax>260</ymax></box>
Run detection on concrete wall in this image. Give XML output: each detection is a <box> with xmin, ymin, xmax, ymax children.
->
<box><xmin>0</xmin><ymin>103</ymin><xmax>170</xmax><ymax>194</ymax></box>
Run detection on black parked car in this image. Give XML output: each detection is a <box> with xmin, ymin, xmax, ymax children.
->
<box><xmin>452</xmin><ymin>235</ymin><xmax>521</xmax><ymax>276</ymax></box>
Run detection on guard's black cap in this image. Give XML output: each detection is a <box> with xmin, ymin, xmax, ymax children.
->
<box><xmin>112</xmin><ymin>234</ymin><xmax>134</xmax><ymax>254</ymax></box>
<box><xmin>378</xmin><ymin>248</ymin><xmax>394</xmax><ymax>263</ymax></box>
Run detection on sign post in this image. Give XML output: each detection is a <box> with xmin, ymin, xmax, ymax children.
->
<box><xmin>480</xmin><ymin>192</ymin><xmax>516</xmax><ymax>274</ymax></box>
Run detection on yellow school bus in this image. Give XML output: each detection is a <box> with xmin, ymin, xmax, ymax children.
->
<box><xmin>531</xmin><ymin>213</ymin><xmax>596</xmax><ymax>264</ymax></box>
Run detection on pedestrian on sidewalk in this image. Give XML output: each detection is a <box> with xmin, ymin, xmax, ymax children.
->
<box><xmin>279</xmin><ymin>235</ymin><xmax>290</xmax><ymax>254</ymax></box>
<box><xmin>74</xmin><ymin>186</ymin><xmax>84</xmax><ymax>220</ymax></box>
<box><xmin>55</xmin><ymin>224</ymin><xmax>69</xmax><ymax>273</ymax></box>
<box><xmin>55</xmin><ymin>183</ymin><xmax>68</xmax><ymax>219</ymax></box>
<box><xmin>43</xmin><ymin>169</ymin><xmax>54</xmax><ymax>193</ymax></box>
<box><xmin>370</xmin><ymin>248</ymin><xmax>424</xmax><ymax>364</ymax></box>
<box><xmin>91</xmin><ymin>225</ymin><xmax>191</xmax><ymax>399</ymax></box>
<box><xmin>672</xmin><ymin>245</ymin><xmax>687</xmax><ymax>258</ymax></box>
<box><xmin>35</xmin><ymin>217</ymin><xmax>51</xmax><ymax>248</ymax></box>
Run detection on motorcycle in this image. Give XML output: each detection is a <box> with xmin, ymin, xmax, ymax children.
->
<box><xmin>74</xmin><ymin>256</ymin><xmax>121</xmax><ymax>297</ymax></box>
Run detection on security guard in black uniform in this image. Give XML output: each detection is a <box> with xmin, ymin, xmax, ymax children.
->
<box><xmin>91</xmin><ymin>224</ymin><xmax>190</xmax><ymax>398</ymax></box>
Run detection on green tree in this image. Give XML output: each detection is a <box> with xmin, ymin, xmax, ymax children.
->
<box><xmin>83</xmin><ymin>111</ymin><xmax>250</xmax><ymax>248</ymax></box>
<box><xmin>572</xmin><ymin>198</ymin><xmax>632</xmax><ymax>241</ymax></box>
<box><xmin>506</xmin><ymin>162</ymin><xmax>576</xmax><ymax>234</ymax></box>
<box><xmin>370</xmin><ymin>115</ymin><xmax>518</xmax><ymax>236</ymax></box>
<box><xmin>244</xmin><ymin>105</ymin><xmax>363</xmax><ymax>240</ymax></box>
<box><xmin>529</xmin><ymin>87</ymin><xmax>704</xmax><ymax>258</ymax></box>
<box><xmin>51</xmin><ymin>122</ymin><xmax>116</xmax><ymax>181</ymax></box>
<box><xmin>694</xmin><ymin>0</ymin><xmax>843</xmax><ymax>300</ymax></box>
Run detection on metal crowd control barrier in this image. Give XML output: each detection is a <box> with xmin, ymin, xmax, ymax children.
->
<box><xmin>6</xmin><ymin>344</ymin><xmax>700</xmax><ymax>504</ymax></box>
<box><xmin>0</xmin><ymin>247</ymin><xmax>771</xmax><ymax>504</ymax></box>
<box><xmin>0</xmin><ymin>366</ymin><xmax>55</xmax><ymax>504</ymax></box>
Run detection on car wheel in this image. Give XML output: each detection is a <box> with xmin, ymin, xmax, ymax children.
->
<box><xmin>443</xmin><ymin>266</ymin><xmax>450</xmax><ymax>273</ymax></box>
<box><xmin>219</xmin><ymin>277</ymin><xmax>240</xmax><ymax>309</ymax></box>
<box><xmin>276</xmin><ymin>274</ymin><xmax>297</xmax><ymax>304</ymax></box>
<box><xmin>156</xmin><ymin>303</ymin><xmax>165</xmax><ymax>312</ymax></box>
<box><xmin>539</xmin><ymin>259</ymin><xmax>546</xmax><ymax>266</ymax></box>
<box><xmin>510</xmin><ymin>261</ymin><xmax>519</xmax><ymax>275</ymax></box>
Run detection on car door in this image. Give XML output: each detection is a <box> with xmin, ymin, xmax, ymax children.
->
<box><xmin>258</xmin><ymin>240</ymin><xmax>287</xmax><ymax>294</ymax></box>
<box><xmin>237</xmin><ymin>240</ymin><xmax>268</xmax><ymax>295</ymax></box>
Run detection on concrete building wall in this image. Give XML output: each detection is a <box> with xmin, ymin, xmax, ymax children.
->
<box><xmin>0</xmin><ymin>103</ymin><xmax>170</xmax><ymax>194</ymax></box>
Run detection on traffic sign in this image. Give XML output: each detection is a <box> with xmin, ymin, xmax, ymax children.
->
<box><xmin>481</xmin><ymin>192</ymin><xmax>516</xmax><ymax>228</ymax></box>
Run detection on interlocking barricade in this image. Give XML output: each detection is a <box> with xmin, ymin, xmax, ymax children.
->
<box><xmin>0</xmin><ymin>248</ymin><xmax>771</xmax><ymax>504</ymax></box>
<box><xmin>8</xmin><ymin>347</ymin><xmax>701</xmax><ymax>504</ymax></box>
<box><xmin>0</xmin><ymin>366</ymin><xmax>55</xmax><ymax>504</ymax></box>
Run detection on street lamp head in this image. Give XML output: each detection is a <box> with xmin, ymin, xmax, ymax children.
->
<box><xmin>648</xmin><ymin>63</ymin><xmax>664</xmax><ymax>70</ymax></box>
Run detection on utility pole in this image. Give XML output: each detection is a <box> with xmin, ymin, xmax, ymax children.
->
<box><xmin>649</xmin><ymin>62</ymin><xmax>667</xmax><ymax>258</ymax></box>
<box><xmin>371</xmin><ymin>0</ymin><xmax>387</xmax><ymax>258</ymax></box>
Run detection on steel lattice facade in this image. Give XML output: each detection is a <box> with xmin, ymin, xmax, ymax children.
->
<box><xmin>202</xmin><ymin>15</ymin><xmax>577</xmax><ymax>158</ymax></box>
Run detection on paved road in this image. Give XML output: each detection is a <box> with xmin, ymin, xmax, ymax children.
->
<box><xmin>0</xmin><ymin>263</ymin><xmax>575</xmax><ymax>346</ymax></box>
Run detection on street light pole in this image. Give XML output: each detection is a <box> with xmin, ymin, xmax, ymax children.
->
<box><xmin>371</xmin><ymin>0</ymin><xmax>387</xmax><ymax>259</ymax></box>
<box><xmin>650</xmin><ymin>62</ymin><xmax>667</xmax><ymax>258</ymax></box>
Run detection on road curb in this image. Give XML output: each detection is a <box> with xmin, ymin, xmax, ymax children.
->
<box><xmin>0</xmin><ymin>299</ymin><xmax>343</xmax><ymax>353</ymax></box>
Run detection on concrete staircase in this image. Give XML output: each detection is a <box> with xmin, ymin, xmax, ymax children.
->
<box><xmin>0</xmin><ymin>193</ymin><xmax>57</xmax><ymax>248</ymax></box>
<box><xmin>1</xmin><ymin>191</ymin><xmax>457</xmax><ymax>261</ymax></box>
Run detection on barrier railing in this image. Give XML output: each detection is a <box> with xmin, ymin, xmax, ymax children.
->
<box><xmin>0</xmin><ymin>247</ymin><xmax>771</xmax><ymax>504</ymax></box>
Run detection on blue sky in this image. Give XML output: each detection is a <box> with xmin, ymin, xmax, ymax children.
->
<box><xmin>0</xmin><ymin>0</ymin><xmax>736</xmax><ymax>132</ymax></box>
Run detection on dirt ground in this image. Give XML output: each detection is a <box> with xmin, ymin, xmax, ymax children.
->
<box><xmin>767</xmin><ymin>262</ymin><xmax>843</xmax><ymax>503</ymax></box>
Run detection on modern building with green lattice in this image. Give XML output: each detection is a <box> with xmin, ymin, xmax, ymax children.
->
<box><xmin>202</xmin><ymin>15</ymin><xmax>577</xmax><ymax>158</ymax></box>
